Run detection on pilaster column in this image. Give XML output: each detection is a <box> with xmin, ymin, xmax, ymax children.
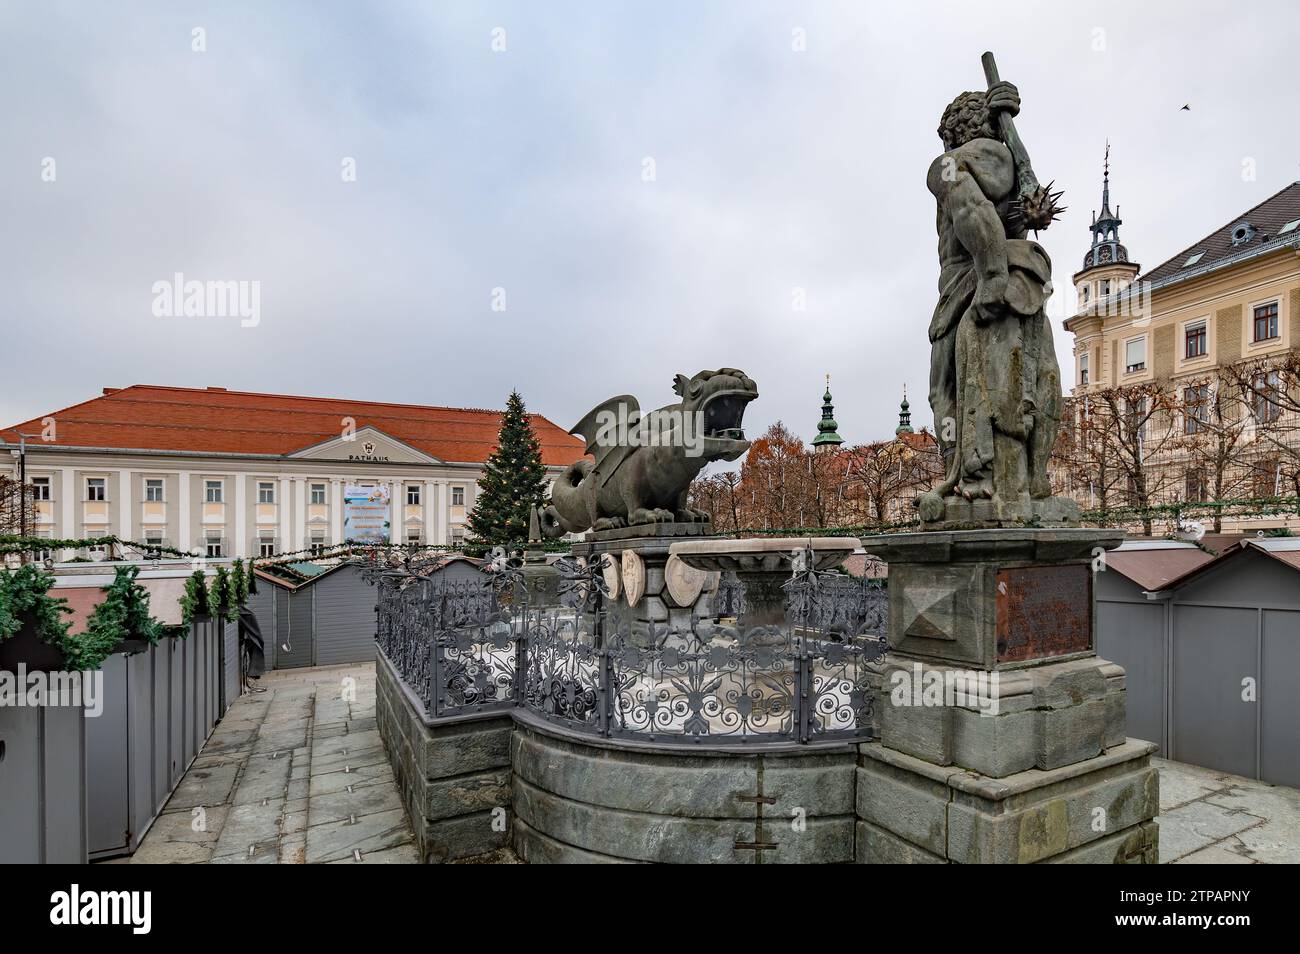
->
<box><xmin>330</xmin><ymin>478</ymin><xmax>344</xmax><ymax>545</ymax></box>
<box><xmin>279</xmin><ymin>476</ymin><xmax>292</xmax><ymax>553</ymax></box>
<box><xmin>60</xmin><ymin>468</ymin><xmax>75</xmax><ymax>561</ymax></box>
<box><xmin>435</xmin><ymin>480</ymin><xmax>449</xmax><ymax>546</ymax></box>
<box><xmin>293</xmin><ymin>477</ymin><xmax>307</xmax><ymax>552</ymax></box>
<box><xmin>234</xmin><ymin>474</ymin><xmax>247</xmax><ymax>558</ymax></box>
<box><xmin>177</xmin><ymin>471</ymin><xmax>191</xmax><ymax>553</ymax></box>
<box><xmin>116</xmin><ymin>469</ymin><xmax>132</xmax><ymax>542</ymax></box>
<box><xmin>423</xmin><ymin>480</ymin><xmax>438</xmax><ymax>546</ymax></box>
<box><xmin>389</xmin><ymin>479</ymin><xmax>401</xmax><ymax>543</ymax></box>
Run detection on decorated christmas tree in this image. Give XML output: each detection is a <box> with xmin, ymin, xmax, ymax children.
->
<box><xmin>466</xmin><ymin>390</ymin><xmax>549</xmax><ymax>550</ymax></box>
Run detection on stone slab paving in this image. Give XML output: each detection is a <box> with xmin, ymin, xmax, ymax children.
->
<box><xmin>122</xmin><ymin>662</ymin><xmax>419</xmax><ymax>865</ymax></box>
<box><xmin>1154</xmin><ymin>757</ymin><xmax>1300</xmax><ymax>864</ymax></box>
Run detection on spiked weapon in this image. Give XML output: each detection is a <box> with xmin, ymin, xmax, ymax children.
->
<box><xmin>981</xmin><ymin>51</ymin><xmax>1064</xmax><ymax>233</ymax></box>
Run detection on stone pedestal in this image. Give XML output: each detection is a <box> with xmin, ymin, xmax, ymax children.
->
<box><xmin>855</xmin><ymin>527</ymin><xmax>1160</xmax><ymax>863</ymax></box>
<box><xmin>571</xmin><ymin>524</ymin><xmax>719</xmax><ymax>643</ymax></box>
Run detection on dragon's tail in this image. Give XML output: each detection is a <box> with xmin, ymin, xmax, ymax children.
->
<box><xmin>541</xmin><ymin>459</ymin><xmax>594</xmax><ymax>538</ymax></box>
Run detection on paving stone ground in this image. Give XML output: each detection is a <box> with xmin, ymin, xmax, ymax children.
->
<box><xmin>119</xmin><ymin>663</ymin><xmax>1296</xmax><ymax>865</ymax></box>
<box><xmin>1154</xmin><ymin>757</ymin><xmax>1300</xmax><ymax>864</ymax></box>
<box><xmin>122</xmin><ymin>662</ymin><xmax>419</xmax><ymax>864</ymax></box>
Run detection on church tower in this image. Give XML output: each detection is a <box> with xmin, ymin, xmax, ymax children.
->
<box><xmin>895</xmin><ymin>386</ymin><xmax>914</xmax><ymax>436</ymax></box>
<box><xmin>812</xmin><ymin>375</ymin><xmax>844</xmax><ymax>453</ymax></box>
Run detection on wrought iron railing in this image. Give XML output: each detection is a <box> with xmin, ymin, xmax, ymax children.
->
<box><xmin>370</xmin><ymin>557</ymin><xmax>887</xmax><ymax>747</ymax></box>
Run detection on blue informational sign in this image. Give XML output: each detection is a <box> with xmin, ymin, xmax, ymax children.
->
<box><xmin>343</xmin><ymin>483</ymin><xmax>391</xmax><ymax>543</ymax></box>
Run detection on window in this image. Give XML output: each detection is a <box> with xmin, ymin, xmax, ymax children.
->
<box><xmin>1253</xmin><ymin>371</ymin><xmax>1282</xmax><ymax>424</ymax></box>
<box><xmin>143</xmin><ymin>530</ymin><xmax>164</xmax><ymax>558</ymax></box>
<box><xmin>1253</xmin><ymin>302</ymin><xmax>1279</xmax><ymax>342</ymax></box>
<box><xmin>86</xmin><ymin>477</ymin><xmax>106</xmax><ymax>501</ymax></box>
<box><xmin>33</xmin><ymin>532</ymin><xmax>53</xmax><ymax>563</ymax></box>
<box><xmin>1081</xmin><ymin>285</ymin><xmax>1090</xmax><ymax>304</ymax></box>
<box><xmin>310</xmin><ymin>483</ymin><xmax>326</xmax><ymax>505</ymax></box>
<box><xmin>309</xmin><ymin>534</ymin><xmax>326</xmax><ymax>557</ymax></box>
<box><xmin>1184</xmin><ymin>385</ymin><xmax>1209</xmax><ymax>434</ymax></box>
<box><xmin>1184</xmin><ymin>320</ymin><xmax>1207</xmax><ymax>359</ymax></box>
<box><xmin>1100</xmin><ymin>280</ymin><xmax>1111</xmax><ymax>296</ymax></box>
<box><xmin>1184</xmin><ymin>470</ymin><xmax>1206</xmax><ymax>503</ymax></box>
<box><xmin>1124</xmin><ymin>338</ymin><xmax>1146</xmax><ymax>374</ymax></box>
<box><xmin>30</xmin><ymin>476</ymin><xmax>50</xmax><ymax>501</ymax></box>
<box><xmin>1078</xmin><ymin>353</ymin><xmax>1089</xmax><ymax>385</ymax></box>
<box><xmin>1125</xmin><ymin>397</ymin><xmax>1147</xmax><ymax>442</ymax></box>
<box><xmin>1253</xmin><ymin>460</ymin><xmax>1280</xmax><ymax>497</ymax></box>
<box><xmin>145</xmin><ymin>478</ymin><xmax>164</xmax><ymax>502</ymax></box>
<box><xmin>257</xmin><ymin>482</ymin><xmax>276</xmax><ymax>504</ymax></box>
<box><xmin>406</xmin><ymin>529</ymin><xmax>422</xmax><ymax>545</ymax></box>
<box><xmin>451</xmin><ymin>486</ymin><xmax>465</xmax><ymax>506</ymax></box>
<box><xmin>205</xmin><ymin>480</ymin><xmax>224</xmax><ymax>503</ymax></box>
<box><xmin>258</xmin><ymin>536</ymin><xmax>277</xmax><ymax>558</ymax></box>
<box><xmin>406</xmin><ymin>485</ymin><xmax>421</xmax><ymax>506</ymax></box>
<box><xmin>205</xmin><ymin>535</ymin><xmax>224</xmax><ymax>558</ymax></box>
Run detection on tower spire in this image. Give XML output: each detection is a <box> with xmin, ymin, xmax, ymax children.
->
<box><xmin>812</xmin><ymin>374</ymin><xmax>844</xmax><ymax>453</ymax></box>
<box><xmin>896</xmin><ymin>384</ymin><xmax>914</xmax><ymax>435</ymax></box>
<box><xmin>1081</xmin><ymin>141</ymin><xmax>1129</xmax><ymax>272</ymax></box>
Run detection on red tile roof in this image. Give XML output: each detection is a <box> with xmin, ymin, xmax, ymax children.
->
<box><xmin>1</xmin><ymin>385</ymin><xmax>586</xmax><ymax>466</ymax></box>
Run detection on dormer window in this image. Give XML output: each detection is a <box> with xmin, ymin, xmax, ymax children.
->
<box><xmin>1230</xmin><ymin>221</ymin><xmax>1255</xmax><ymax>246</ymax></box>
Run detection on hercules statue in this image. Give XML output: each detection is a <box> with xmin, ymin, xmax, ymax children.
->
<box><xmin>916</xmin><ymin>53</ymin><xmax>1078</xmax><ymax>527</ymax></box>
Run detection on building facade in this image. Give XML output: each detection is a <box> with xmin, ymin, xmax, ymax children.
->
<box><xmin>1060</xmin><ymin>161</ymin><xmax>1300</xmax><ymax>528</ymax></box>
<box><xmin>1</xmin><ymin>385</ymin><xmax>584</xmax><ymax>559</ymax></box>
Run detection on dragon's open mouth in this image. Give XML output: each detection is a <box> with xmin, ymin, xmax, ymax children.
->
<box><xmin>700</xmin><ymin>389</ymin><xmax>755</xmax><ymax>441</ymax></box>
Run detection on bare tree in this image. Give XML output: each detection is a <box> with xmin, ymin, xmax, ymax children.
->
<box><xmin>1171</xmin><ymin>371</ymin><xmax>1254</xmax><ymax>531</ymax></box>
<box><xmin>0</xmin><ymin>475</ymin><xmax>37</xmax><ymax>538</ymax></box>
<box><xmin>841</xmin><ymin>431</ymin><xmax>943</xmax><ymax>525</ymax></box>
<box><xmin>1080</xmin><ymin>383</ymin><xmax>1182</xmax><ymax>535</ymax></box>
<box><xmin>1225</xmin><ymin>351</ymin><xmax>1300</xmax><ymax>499</ymax></box>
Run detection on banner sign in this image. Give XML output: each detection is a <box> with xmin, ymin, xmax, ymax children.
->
<box><xmin>343</xmin><ymin>483</ymin><xmax>391</xmax><ymax>543</ymax></box>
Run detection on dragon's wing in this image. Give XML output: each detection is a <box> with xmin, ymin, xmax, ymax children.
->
<box><xmin>570</xmin><ymin>395</ymin><xmax>640</xmax><ymax>487</ymax></box>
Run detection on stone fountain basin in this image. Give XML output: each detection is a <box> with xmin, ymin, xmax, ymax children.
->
<box><xmin>669</xmin><ymin>536</ymin><xmax>860</xmax><ymax>574</ymax></box>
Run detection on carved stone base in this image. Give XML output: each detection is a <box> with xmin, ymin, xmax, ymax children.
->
<box><xmin>917</xmin><ymin>493</ymin><xmax>1081</xmax><ymax>531</ymax></box>
<box><xmin>856</xmin><ymin>739</ymin><xmax>1160</xmax><ymax>864</ymax></box>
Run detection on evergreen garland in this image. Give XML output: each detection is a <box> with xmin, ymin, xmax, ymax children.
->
<box><xmin>77</xmin><ymin>565</ymin><xmax>162</xmax><ymax>669</ymax></box>
<box><xmin>180</xmin><ymin>570</ymin><xmax>211</xmax><ymax>624</ymax></box>
<box><xmin>230</xmin><ymin>558</ymin><xmax>249</xmax><ymax>605</ymax></box>
<box><xmin>211</xmin><ymin>565</ymin><xmax>238</xmax><ymax>622</ymax></box>
<box><xmin>0</xmin><ymin>563</ymin><xmax>72</xmax><ymax>647</ymax></box>
<box><xmin>466</xmin><ymin>390</ymin><xmax>549</xmax><ymax>550</ymax></box>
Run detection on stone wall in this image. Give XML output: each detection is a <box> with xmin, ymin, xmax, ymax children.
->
<box><xmin>857</xmin><ymin>739</ymin><xmax>1159</xmax><ymax>863</ymax></box>
<box><xmin>512</xmin><ymin>722</ymin><xmax>857</xmax><ymax>863</ymax></box>
<box><xmin>375</xmin><ymin>652</ymin><xmax>512</xmax><ymax>862</ymax></box>
<box><xmin>377</xmin><ymin>651</ymin><xmax>1155</xmax><ymax>864</ymax></box>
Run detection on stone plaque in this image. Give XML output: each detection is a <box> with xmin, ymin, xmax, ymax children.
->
<box><xmin>601</xmin><ymin>553</ymin><xmax>621</xmax><ymax>601</ymax></box>
<box><xmin>663</xmin><ymin>553</ymin><xmax>707</xmax><ymax>607</ymax></box>
<box><xmin>995</xmin><ymin>564</ymin><xmax>1092</xmax><ymax>663</ymax></box>
<box><xmin>621</xmin><ymin>549</ymin><xmax>646</xmax><ymax>607</ymax></box>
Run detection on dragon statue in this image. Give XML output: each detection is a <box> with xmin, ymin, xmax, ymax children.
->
<box><xmin>540</xmin><ymin>368</ymin><xmax>758</xmax><ymax>536</ymax></box>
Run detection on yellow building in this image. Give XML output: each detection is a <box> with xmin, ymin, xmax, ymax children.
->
<box><xmin>1062</xmin><ymin>161</ymin><xmax>1300</xmax><ymax>530</ymax></box>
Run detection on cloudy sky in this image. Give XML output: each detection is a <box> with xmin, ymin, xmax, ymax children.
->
<box><xmin>3</xmin><ymin>0</ymin><xmax>1298</xmax><ymax>455</ymax></box>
